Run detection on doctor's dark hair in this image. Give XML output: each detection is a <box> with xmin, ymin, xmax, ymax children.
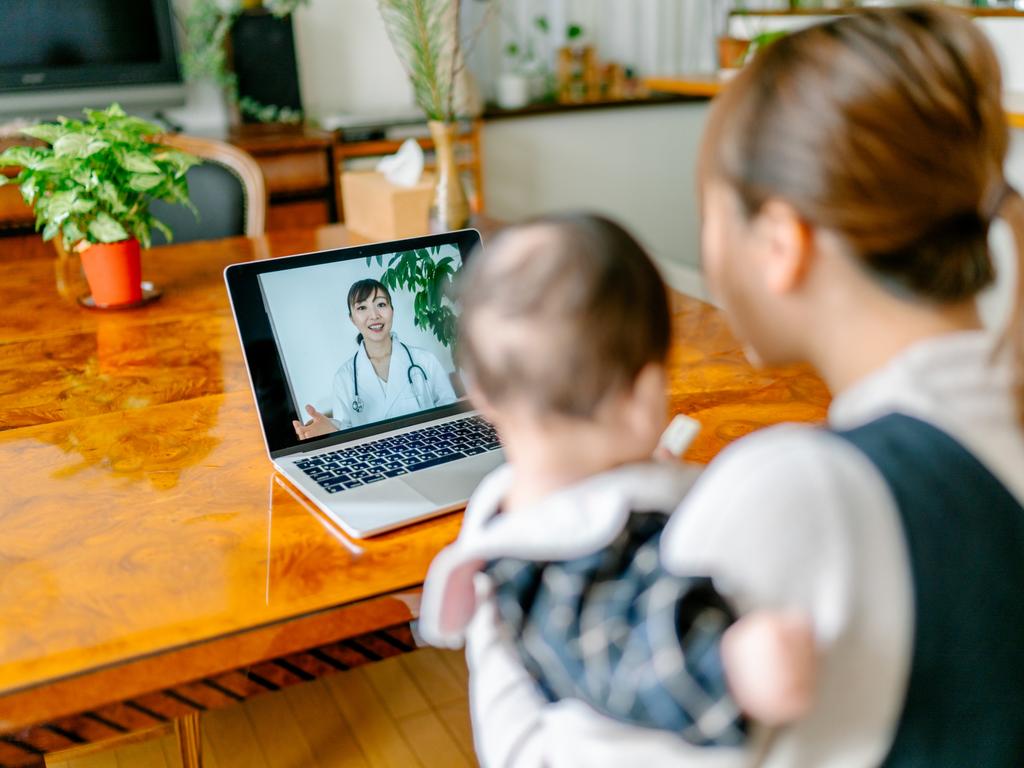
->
<box><xmin>702</xmin><ymin>4</ymin><xmax>1024</xmax><ymax>423</ymax></box>
<box><xmin>347</xmin><ymin>279</ymin><xmax>392</xmax><ymax>345</ymax></box>
<box><xmin>457</xmin><ymin>214</ymin><xmax>671</xmax><ymax>417</ymax></box>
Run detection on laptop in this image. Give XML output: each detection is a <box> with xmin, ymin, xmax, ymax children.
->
<box><xmin>224</xmin><ymin>228</ymin><xmax>504</xmax><ymax>538</ymax></box>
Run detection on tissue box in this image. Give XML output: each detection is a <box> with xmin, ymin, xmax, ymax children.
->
<box><xmin>341</xmin><ymin>171</ymin><xmax>434</xmax><ymax>241</ymax></box>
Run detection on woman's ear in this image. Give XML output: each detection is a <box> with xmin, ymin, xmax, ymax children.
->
<box><xmin>754</xmin><ymin>199</ymin><xmax>815</xmax><ymax>295</ymax></box>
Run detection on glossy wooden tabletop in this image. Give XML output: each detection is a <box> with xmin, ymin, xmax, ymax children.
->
<box><xmin>0</xmin><ymin>224</ymin><xmax>830</xmax><ymax>730</ymax></box>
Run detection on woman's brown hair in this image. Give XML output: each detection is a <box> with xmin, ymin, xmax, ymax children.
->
<box><xmin>703</xmin><ymin>5</ymin><xmax>1024</xmax><ymax>422</ymax></box>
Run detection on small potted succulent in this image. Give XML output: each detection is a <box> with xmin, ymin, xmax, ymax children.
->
<box><xmin>0</xmin><ymin>104</ymin><xmax>200</xmax><ymax>308</ymax></box>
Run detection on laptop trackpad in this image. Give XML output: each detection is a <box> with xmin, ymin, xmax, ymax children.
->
<box><xmin>403</xmin><ymin>451</ymin><xmax>505</xmax><ymax>505</ymax></box>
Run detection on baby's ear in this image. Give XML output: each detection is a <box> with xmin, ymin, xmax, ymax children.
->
<box><xmin>466</xmin><ymin>381</ymin><xmax>500</xmax><ymax>424</ymax></box>
<box><xmin>632</xmin><ymin>362</ymin><xmax>668</xmax><ymax>405</ymax></box>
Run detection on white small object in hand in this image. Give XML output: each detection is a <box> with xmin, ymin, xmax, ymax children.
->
<box><xmin>659</xmin><ymin>414</ymin><xmax>701</xmax><ymax>457</ymax></box>
<box><xmin>376</xmin><ymin>138</ymin><xmax>425</xmax><ymax>188</ymax></box>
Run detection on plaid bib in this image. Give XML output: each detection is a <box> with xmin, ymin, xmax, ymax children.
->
<box><xmin>485</xmin><ymin>511</ymin><xmax>747</xmax><ymax>747</ymax></box>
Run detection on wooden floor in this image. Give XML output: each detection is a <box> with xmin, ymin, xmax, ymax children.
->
<box><xmin>46</xmin><ymin>648</ymin><xmax>477</xmax><ymax>768</ymax></box>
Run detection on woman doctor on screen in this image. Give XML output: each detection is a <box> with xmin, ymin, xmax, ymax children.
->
<box><xmin>292</xmin><ymin>279</ymin><xmax>458</xmax><ymax>440</ymax></box>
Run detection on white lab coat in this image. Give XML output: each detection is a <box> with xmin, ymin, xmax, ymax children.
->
<box><xmin>329</xmin><ymin>333</ymin><xmax>457</xmax><ymax>429</ymax></box>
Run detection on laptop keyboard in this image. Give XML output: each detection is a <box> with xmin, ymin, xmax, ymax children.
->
<box><xmin>294</xmin><ymin>415</ymin><xmax>501</xmax><ymax>494</ymax></box>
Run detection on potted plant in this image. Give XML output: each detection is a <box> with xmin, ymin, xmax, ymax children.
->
<box><xmin>0</xmin><ymin>104</ymin><xmax>200</xmax><ymax>308</ymax></box>
<box><xmin>180</xmin><ymin>0</ymin><xmax>308</xmax><ymax>125</ymax></box>
<box><xmin>377</xmin><ymin>0</ymin><xmax>491</xmax><ymax>231</ymax></box>
<box><xmin>497</xmin><ymin>41</ymin><xmax>534</xmax><ymax>110</ymax></box>
<box><xmin>497</xmin><ymin>14</ymin><xmax>553</xmax><ymax>109</ymax></box>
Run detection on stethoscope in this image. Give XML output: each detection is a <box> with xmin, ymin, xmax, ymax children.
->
<box><xmin>351</xmin><ymin>341</ymin><xmax>427</xmax><ymax>414</ymax></box>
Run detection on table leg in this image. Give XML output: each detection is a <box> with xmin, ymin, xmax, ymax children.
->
<box><xmin>174</xmin><ymin>712</ymin><xmax>203</xmax><ymax>768</ymax></box>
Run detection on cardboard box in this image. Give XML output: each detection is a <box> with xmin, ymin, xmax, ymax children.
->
<box><xmin>341</xmin><ymin>170</ymin><xmax>434</xmax><ymax>241</ymax></box>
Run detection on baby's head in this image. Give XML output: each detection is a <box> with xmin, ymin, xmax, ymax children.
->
<box><xmin>458</xmin><ymin>214</ymin><xmax>671</xmax><ymax>461</ymax></box>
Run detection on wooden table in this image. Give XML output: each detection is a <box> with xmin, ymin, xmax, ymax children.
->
<box><xmin>0</xmin><ymin>224</ymin><xmax>830</xmax><ymax>766</ymax></box>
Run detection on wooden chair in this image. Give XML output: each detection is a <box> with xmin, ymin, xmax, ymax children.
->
<box><xmin>151</xmin><ymin>134</ymin><xmax>268</xmax><ymax>244</ymax></box>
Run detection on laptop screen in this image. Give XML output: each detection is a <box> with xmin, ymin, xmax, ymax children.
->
<box><xmin>225</xmin><ymin>229</ymin><xmax>481</xmax><ymax>457</ymax></box>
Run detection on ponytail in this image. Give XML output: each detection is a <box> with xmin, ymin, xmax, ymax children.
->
<box><xmin>995</xmin><ymin>185</ymin><xmax>1024</xmax><ymax>426</ymax></box>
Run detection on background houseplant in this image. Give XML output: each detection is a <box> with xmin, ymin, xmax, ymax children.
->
<box><xmin>498</xmin><ymin>14</ymin><xmax>554</xmax><ymax>109</ymax></box>
<box><xmin>377</xmin><ymin>0</ymin><xmax>492</xmax><ymax>231</ymax></box>
<box><xmin>0</xmin><ymin>104</ymin><xmax>200</xmax><ymax>307</ymax></box>
<box><xmin>180</xmin><ymin>0</ymin><xmax>308</xmax><ymax>125</ymax></box>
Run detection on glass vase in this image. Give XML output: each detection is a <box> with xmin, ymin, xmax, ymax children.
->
<box><xmin>427</xmin><ymin>120</ymin><xmax>471</xmax><ymax>232</ymax></box>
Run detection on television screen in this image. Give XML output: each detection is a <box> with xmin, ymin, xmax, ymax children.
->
<box><xmin>0</xmin><ymin>0</ymin><xmax>183</xmax><ymax>118</ymax></box>
<box><xmin>2</xmin><ymin>2</ymin><xmax>164</xmax><ymax>72</ymax></box>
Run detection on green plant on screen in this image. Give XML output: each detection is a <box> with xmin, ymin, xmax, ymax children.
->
<box><xmin>366</xmin><ymin>247</ymin><xmax>458</xmax><ymax>347</ymax></box>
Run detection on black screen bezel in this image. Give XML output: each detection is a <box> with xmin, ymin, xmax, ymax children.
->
<box><xmin>225</xmin><ymin>229</ymin><xmax>482</xmax><ymax>459</ymax></box>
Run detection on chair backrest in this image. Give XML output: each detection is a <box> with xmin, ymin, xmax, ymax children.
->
<box><xmin>149</xmin><ymin>134</ymin><xmax>267</xmax><ymax>245</ymax></box>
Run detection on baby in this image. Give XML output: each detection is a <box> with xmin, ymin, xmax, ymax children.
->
<box><xmin>420</xmin><ymin>214</ymin><xmax>815</xmax><ymax>761</ymax></box>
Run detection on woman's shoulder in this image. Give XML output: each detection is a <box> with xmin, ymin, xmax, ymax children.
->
<box><xmin>704</xmin><ymin>421</ymin><xmax>871</xmax><ymax>475</ymax></box>
<box><xmin>662</xmin><ymin>422</ymin><xmax>909</xmax><ymax>639</ymax></box>
<box><xmin>332</xmin><ymin>353</ymin><xmax>357</xmax><ymax>381</ymax></box>
<box><xmin>401</xmin><ymin>339</ymin><xmax>444</xmax><ymax>358</ymax></box>
<box><xmin>663</xmin><ymin>423</ymin><xmax>895</xmax><ymax>560</ymax></box>
<box><xmin>402</xmin><ymin>341</ymin><xmax>449</xmax><ymax>370</ymax></box>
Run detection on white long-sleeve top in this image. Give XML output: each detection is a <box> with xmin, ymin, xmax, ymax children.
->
<box><xmin>426</xmin><ymin>330</ymin><xmax>1024</xmax><ymax>768</ymax></box>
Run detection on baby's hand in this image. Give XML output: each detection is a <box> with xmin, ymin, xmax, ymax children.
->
<box><xmin>721</xmin><ymin>610</ymin><xmax>817</xmax><ymax>726</ymax></box>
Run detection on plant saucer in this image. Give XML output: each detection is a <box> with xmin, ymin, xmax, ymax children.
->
<box><xmin>77</xmin><ymin>281</ymin><xmax>162</xmax><ymax>310</ymax></box>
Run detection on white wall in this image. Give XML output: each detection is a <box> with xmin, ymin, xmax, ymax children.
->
<box><xmin>482</xmin><ymin>103</ymin><xmax>709</xmax><ymax>275</ymax></box>
<box><xmin>291</xmin><ymin>0</ymin><xmax>414</xmax><ymax>117</ymax></box>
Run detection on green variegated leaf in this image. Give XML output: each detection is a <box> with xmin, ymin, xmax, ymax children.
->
<box><xmin>130</xmin><ymin>216</ymin><xmax>152</xmax><ymax>249</ymax></box>
<box><xmin>53</xmin><ymin>133</ymin><xmax>92</xmax><ymax>158</ymax></box>
<box><xmin>41</xmin><ymin>220</ymin><xmax>60</xmax><ymax>242</ymax></box>
<box><xmin>88</xmin><ymin>213</ymin><xmax>129</xmax><ymax>243</ymax></box>
<box><xmin>32</xmin><ymin>156</ymin><xmax>69</xmax><ymax>173</ymax></box>
<box><xmin>70</xmin><ymin>166</ymin><xmax>98</xmax><ymax>188</ymax></box>
<box><xmin>45</xmin><ymin>191</ymin><xmax>78</xmax><ymax>222</ymax></box>
<box><xmin>18</xmin><ymin>178</ymin><xmax>38</xmax><ymax>201</ymax></box>
<box><xmin>153</xmin><ymin>149</ymin><xmax>201</xmax><ymax>175</ymax></box>
<box><xmin>96</xmin><ymin>181</ymin><xmax>128</xmax><ymax>214</ymax></box>
<box><xmin>129</xmin><ymin>174</ymin><xmax>164</xmax><ymax>192</ymax></box>
<box><xmin>152</xmin><ymin>217</ymin><xmax>173</xmax><ymax>243</ymax></box>
<box><xmin>19</xmin><ymin>123</ymin><xmax>64</xmax><ymax>144</ymax></box>
<box><xmin>117</xmin><ymin>151</ymin><xmax>161</xmax><ymax>174</ymax></box>
<box><xmin>62</xmin><ymin>220</ymin><xmax>85</xmax><ymax>246</ymax></box>
<box><xmin>0</xmin><ymin>145</ymin><xmax>42</xmax><ymax>168</ymax></box>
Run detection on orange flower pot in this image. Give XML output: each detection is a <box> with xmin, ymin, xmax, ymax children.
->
<box><xmin>80</xmin><ymin>239</ymin><xmax>143</xmax><ymax>307</ymax></box>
